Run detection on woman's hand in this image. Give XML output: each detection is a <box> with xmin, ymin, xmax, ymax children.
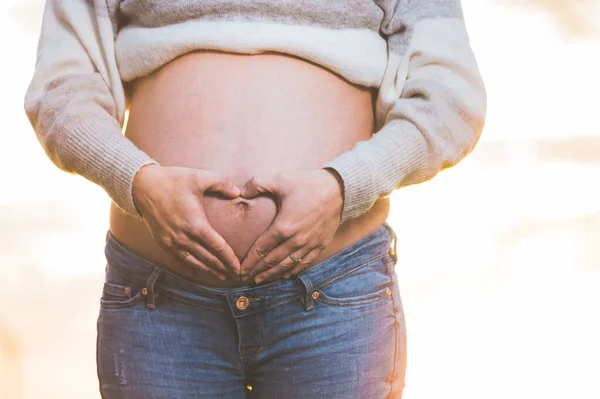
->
<box><xmin>238</xmin><ymin>169</ymin><xmax>344</xmax><ymax>284</ymax></box>
<box><xmin>131</xmin><ymin>164</ymin><xmax>242</xmax><ymax>281</ymax></box>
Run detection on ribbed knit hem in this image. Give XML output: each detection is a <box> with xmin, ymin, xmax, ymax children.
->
<box><xmin>323</xmin><ymin>119</ymin><xmax>428</xmax><ymax>224</ymax></box>
<box><xmin>65</xmin><ymin>116</ymin><xmax>160</xmax><ymax>219</ymax></box>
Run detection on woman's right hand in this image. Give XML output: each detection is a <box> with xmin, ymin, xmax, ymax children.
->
<box><xmin>131</xmin><ymin>164</ymin><xmax>242</xmax><ymax>281</ymax></box>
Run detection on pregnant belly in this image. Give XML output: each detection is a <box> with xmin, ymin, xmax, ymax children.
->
<box><xmin>109</xmin><ymin>50</ymin><xmax>388</xmax><ymax>287</ymax></box>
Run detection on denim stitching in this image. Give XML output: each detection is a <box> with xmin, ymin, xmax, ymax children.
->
<box><xmin>386</xmin><ymin>269</ymin><xmax>399</xmax><ymax>398</ymax></box>
<box><xmin>158</xmin><ymin>292</ymin><xmax>226</xmax><ymax>313</ymax></box>
<box><xmin>230</xmin><ymin>296</ymin><xmax>299</xmax><ymax>317</ymax></box>
<box><xmin>102</xmin><ymin>282</ymin><xmax>131</xmax><ymax>299</ymax></box>
<box><xmin>312</xmin><ymin>252</ymin><xmax>388</xmax><ymax>291</ymax></box>
<box><xmin>316</xmin><ymin>285</ymin><xmax>393</xmax><ymax>307</ymax></box>
<box><xmin>100</xmin><ymin>292</ymin><xmax>144</xmax><ymax>309</ymax></box>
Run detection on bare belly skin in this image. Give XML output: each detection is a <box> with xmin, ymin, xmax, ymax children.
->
<box><xmin>109</xmin><ymin>50</ymin><xmax>390</xmax><ymax>287</ymax></box>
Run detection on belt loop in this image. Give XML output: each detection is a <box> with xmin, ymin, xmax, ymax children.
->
<box><xmin>143</xmin><ymin>267</ymin><xmax>164</xmax><ymax>310</ymax></box>
<box><xmin>298</xmin><ymin>274</ymin><xmax>316</xmax><ymax>311</ymax></box>
<box><xmin>383</xmin><ymin>222</ymin><xmax>398</xmax><ymax>264</ymax></box>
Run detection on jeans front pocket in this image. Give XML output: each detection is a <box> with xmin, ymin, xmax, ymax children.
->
<box><xmin>316</xmin><ymin>254</ymin><xmax>393</xmax><ymax>307</ymax></box>
<box><xmin>100</xmin><ymin>263</ymin><xmax>145</xmax><ymax>309</ymax></box>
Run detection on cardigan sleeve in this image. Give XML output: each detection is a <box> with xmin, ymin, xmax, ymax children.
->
<box><xmin>323</xmin><ymin>0</ymin><xmax>487</xmax><ymax>225</ymax></box>
<box><xmin>24</xmin><ymin>0</ymin><xmax>160</xmax><ymax>218</ymax></box>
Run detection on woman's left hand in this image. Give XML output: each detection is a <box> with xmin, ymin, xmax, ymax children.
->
<box><xmin>239</xmin><ymin>169</ymin><xmax>344</xmax><ymax>284</ymax></box>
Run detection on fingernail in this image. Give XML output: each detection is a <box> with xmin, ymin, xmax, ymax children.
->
<box><xmin>219</xmin><ymin>274</ymin><xmax>227</xmax><ymax>280</ymax></box>
<box><xmin>283</xmin><ymin>273</ymin><xmax>291</xmax><ymax>279</ymax></box>
<box><xmin>254</xmin><ymin>277</ymin><xmax>263</xmax><ymax>284</ymax></box>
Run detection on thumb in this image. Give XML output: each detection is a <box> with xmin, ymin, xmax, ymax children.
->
<box><xmin>240</xmin><ymin>176</ymin><xmax>277</xmax><ymax>199</ymax></box>
<box><xmin>205</xmin><ymin>177</ymin><xmax>241</xmax><ymax>199</ymax></box>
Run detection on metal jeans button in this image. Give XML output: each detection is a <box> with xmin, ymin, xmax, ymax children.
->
<box><xmin>236</xmin><ymin>296</ymin><xmax>250</xmax><ymax>310</ymax></box>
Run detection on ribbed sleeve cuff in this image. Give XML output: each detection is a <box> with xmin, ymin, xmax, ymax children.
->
<box><xmin>64</xmin><ymin>116</ymin><xmax>160</xmax><ymax>219</ymax></box>
<box><xmin>323</xmin><ymin>119</ymin><xmax>428</xmax><ymax>224</ymax></box>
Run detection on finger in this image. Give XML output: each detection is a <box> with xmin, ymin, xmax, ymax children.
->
<box><xmin>204</xmin><ymin>175</ymin><xmax>241</xmax><ymax>199</ymax></box>
<box><xmin>181</xmin><ymin>253</ymin><xmax>227</xmax><ymax>281</ymax></box>
<box><xmin>183</xmin><ymin>238</ymin><xmax>229</xmax><ymax>278</ymax></box>
<box><xmin>189</xmin><ymin>222</ymin><xmax>241</xmax><ymax>276</ymax></box>
<box><xmin>283</xmin><ymin>247</ymin><xmax>323</xmax><ymax>278</ymax></box>
<box><xmin>240</xmin><ymin>175</ymin><xmax>280</xmax><ymax>200</ymax></box>
<box><xmin>252</xmin><ymin>251</ymin><xmax>298</xmax><ymax>283</ymax></box>
<box><xmin>244</xmin><ymin>242</ymin><xmax>289</xmax><ymax>281</ymax></box>
<box><xmin>254</xmin><ymin>245</ymin><xmax>313</xmax><ymax>283</ymax></box>
<box><xmin>240</xmin><ymin>222</ymin><xmax>294</xmax><ymax>274</ymax></box>
<box><xmin>246</xmin><ymin>233</ymin><xmax>305</xmax><ymax>281</ymax></box>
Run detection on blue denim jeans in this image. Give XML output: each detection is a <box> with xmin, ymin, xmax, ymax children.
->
<box><xmin>97</xmin><ymin>222</ymin><xmax>406</xmax><ymax>398</ymax></box>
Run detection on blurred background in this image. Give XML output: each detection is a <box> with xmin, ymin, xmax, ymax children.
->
<box><xmin>1</xmin><ymin>0</ymin><xmax>599</xmax><ymax>398</ymax></box>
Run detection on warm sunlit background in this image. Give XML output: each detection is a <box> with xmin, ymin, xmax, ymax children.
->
<box><xmin>1</xmin><ymin>0</ymin><xmax>599</xmax><ymax>398</ymax></box>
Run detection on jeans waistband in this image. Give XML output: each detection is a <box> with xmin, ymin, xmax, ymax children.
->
<box><xmin>104</xmin><ymin>221</ymin><xmax>398</xmax><ymax>314</ymax></box>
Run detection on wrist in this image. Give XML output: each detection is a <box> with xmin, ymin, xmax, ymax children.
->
<box><xmin>132</xmin><ymin>163</ymin><xmax>161</xmax><ymax>215</ymax></box>
<box><xmin>321</xmin><ymin>167</ymin><xmax>345</xmax><ymax>217</ymax></box>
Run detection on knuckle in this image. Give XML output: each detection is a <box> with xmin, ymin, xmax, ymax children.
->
<box><xmin>273</xmin><ymin>263</ymin><xmax>286</xmax><ymax>273</ymax></box>
<box><xmin>184</xmin><ymin>219</ymin><xmax>204</xmax><ymax>235</ymax></box>
<box><xmin>292</xmin><ymin>235</ymin><xmax>308</xmax><ymax>247</ymax></box>
<box><xmin>275</xmin><ymin>224</ymin><xmax>295</xmax><ymax>239</ymax></box>
<box><xmin>250</xmin><ymin>176</ymin><xmax>264</xmax><ymax>186</ymax></box>
<box><xmin>203</xmin><ymin>254</ymin><xmax>220</xmax><ymax>267</ymax></box>
<box><xmin>187</xmin><ymin>219</ymin><xmax>205</xmax><ymax>235</ymax></box>
<box><xmin>277</xmin><ymin>260</ymin><xmax>291</xmax><ymax>269</ymax></box>
<box><xmin>192</xmin><ymin>228</ymin><xmax>211</xmax><ymax>244</ymax></box>
<box><xmin>254</xmin><ymin>247</ymin><xmax>268</xmax><ymax>258</ymax></box>
<box><xmin>178</xmin><ymin>224</ymin><xmax>192</xmax><ymax>236</ymax></box>
<box><xmin>212</xmin><ymin>247</ymin><xmax>226</xmax><ymax>259</ymax></box>
<box><xmin>177</xmin><ymin>217</ymin><xmax>192</xmax><ymax>230</ymax></box>
<box><xmin>159</xmin><ymin>234</ymin><xmax>174</xmax><ymax>248</ymax></box>
<box><xmin>213</xmin><ymin>176</ymin><xmax>228</xmax><ymax>186</ymax></box>
<box><xmin>194</xmin><ymin>173</ymin><xmax>205</xmax><ymax>188</ymax></box>
<box><xmin>211</xmin><ymin>241</ymin><xmax>227</xmax><ymax>256</ymax></box>
<box><xmin>171</xmin><ymin>233</ymin><xmax>188</xmax><ymax>248</ymax></box>
<box><xmin>196</xmin><ymin>171</ymin><xmax>216</xmax><ymax>188</ymax></box>
<box><xmin>284</xmin><ymin>261</ymin><xmax>296</xmax><ymax>269</ymax></box>
<box><xmin>263</xmin><ymin>257</ymin><xmax>279</xmax><ymax>268</ymax></box>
